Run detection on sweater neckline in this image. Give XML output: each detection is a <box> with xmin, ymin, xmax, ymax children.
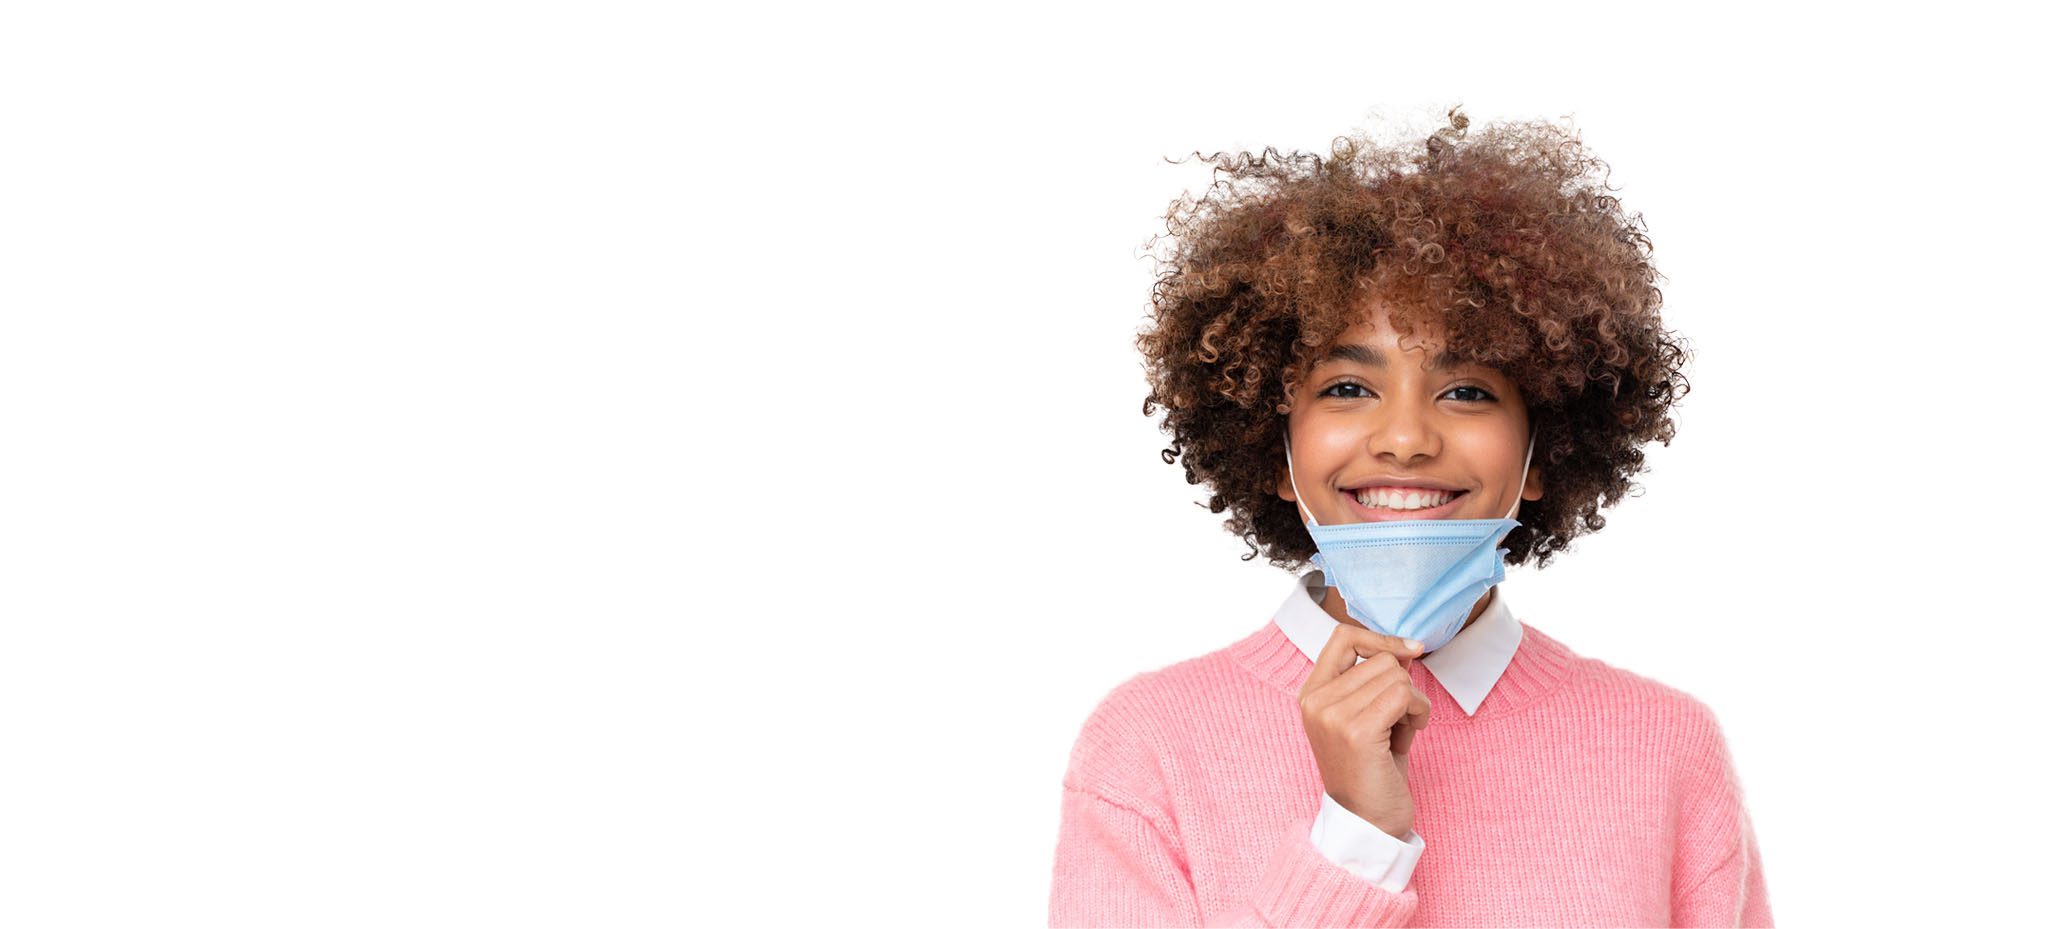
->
<box><xmin>1226</xmin><ymin>613</ymin><xmax>1580</xmax><ymax>722</ymax></box>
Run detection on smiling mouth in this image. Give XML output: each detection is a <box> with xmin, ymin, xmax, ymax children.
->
<box><xmin>1346</xmin><ymin>487</ymin><xmax>1469</xmax><ymax>515</ymax></box>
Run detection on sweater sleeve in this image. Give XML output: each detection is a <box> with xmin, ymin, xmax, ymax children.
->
<box><xmin>1669</xmin><ymin>708</ymin><xmax>1773</xmax><ymax>928</ymax></box>
<box><xmin>1049</xmin><ymin>785</ymin><xmax>1419</xmax><ymax>927</ymax></box>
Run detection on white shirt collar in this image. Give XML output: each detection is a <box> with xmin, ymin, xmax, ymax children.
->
<box><xmin>1271</xmin><ymin>570</ymin><xmax>1524</xmax><ymax>716</ymax></box>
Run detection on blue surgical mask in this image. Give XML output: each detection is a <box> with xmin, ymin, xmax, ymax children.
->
<box><xmin>1283</xmin><ymin>429</ymin><xmax>1536</xmax><ymax>654</ymax></box>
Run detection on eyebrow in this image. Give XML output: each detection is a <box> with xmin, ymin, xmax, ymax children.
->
<box><xmin>1320</xmin><ymin>343</ymin><xmax>1470</xmax><ymax>374</ymax></box>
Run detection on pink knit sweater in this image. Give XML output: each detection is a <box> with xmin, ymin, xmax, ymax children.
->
<box><xmin>1049</xmin><ymin>617</ymin><xmax>1771</xmax><ymax>927</ymax></box>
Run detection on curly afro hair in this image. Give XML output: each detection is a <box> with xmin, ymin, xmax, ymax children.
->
<box><xmin>1136</xmin><ymin>108</ymin><xmax>1689</xmax><ymax>570</ymax></box>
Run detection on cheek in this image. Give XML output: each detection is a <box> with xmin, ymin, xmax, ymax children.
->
<box><xmin>1449</xmin><ymin>426</ymin><xmax>1524</xmax><ymax>475</ymax></box>
<box><xmin>1305</xmin><ymin>418</ymin><xmax>1372</xmax><ymax>457</ymax></box>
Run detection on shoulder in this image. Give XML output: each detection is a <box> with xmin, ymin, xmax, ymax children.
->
<box><xmin>1559</xmin><ymin>644</ymin><xmax>1742</xmax><ymax>785</ymax></box>
<box><xmin>1565</xmin><ymin>655</ymin><xmax>1761</xmax><ymax>859</ymax></box>
<box><xmin>1060</xmin><ymin>637</ymin><xmax>1260</xmax><ymax>808</ymax></box>
<box><xmin>1576</xmin><ymin>652</ymin><xmax>1720</xmax><ymax>722</ymax></box>
<box><xmin>1510</xmin><ymin>622</ymin><xmax>1724</xmax><ymax>735</ymax></box>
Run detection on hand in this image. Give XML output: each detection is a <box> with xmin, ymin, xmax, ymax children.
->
<box><xmin>1297</xmin><ymin>625</ymin><xmax>1433</xmax><ymax>838</ymax></box>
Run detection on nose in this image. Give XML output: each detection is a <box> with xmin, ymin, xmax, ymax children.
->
<box><xmin>1365</xmin><ymin>392</ymin><xmax>1442</xmax><ymax>466</ymax></box>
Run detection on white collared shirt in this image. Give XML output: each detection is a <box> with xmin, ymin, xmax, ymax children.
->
<box><xmin>1274</xmin><ymin>570</ymin><xmax>1526</xmax><ymax>894</ymax></box>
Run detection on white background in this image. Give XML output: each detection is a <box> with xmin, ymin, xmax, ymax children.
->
<box><xmin>2</xmin><ymin>1</ymin><xmax>2041</xmax><ymax>926</ymax></box>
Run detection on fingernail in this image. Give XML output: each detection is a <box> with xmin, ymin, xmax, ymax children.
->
<box><xmin>1402</xmin><ymin>639</ymin><xmax>1422</xmax><ymax>651</ymax></box>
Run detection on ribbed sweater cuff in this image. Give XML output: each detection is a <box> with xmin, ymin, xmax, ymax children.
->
<box><xmin>1252</xmin><ymin>816</ymin><xmax>1418</xmax><ymax>927</ymax></box>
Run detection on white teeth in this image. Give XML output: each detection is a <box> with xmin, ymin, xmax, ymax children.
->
<box><xmin>1352</xmin><ymin>488</ymin><xmax>1456</xmax><ymax>510</ymax></box>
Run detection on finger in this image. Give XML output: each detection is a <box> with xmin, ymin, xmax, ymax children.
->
<box><xmin>1389</xmin><ymin>721</ymin><xmax>1416</xmax><ymax>757</ymax></box>
<box><xmin>1302</xmin><ymin>623</ymin><xmax>1425</xmax><ymax>696</ymax></box>
<box><xmin>1319</xmin><ymin>659</ymin><xmax>1413</xmax><ymax>738</ymax></box>
<box><xmin>1389</xmin><ymin>685</ymin><xmax>1432</xmax><ymax>756</ymax></box>
<box><xmin>1335</xmin><ymin>623</ymin><xmax>1425</xmax><ymax>671</ymax></box>
<box><xmin>1303</xmin><ymin>650</ymin><xmax>1402</xmax><ymax>713</ymax></box>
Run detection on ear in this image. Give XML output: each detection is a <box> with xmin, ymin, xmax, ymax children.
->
<box><xmin>1522</xmin><ymin>465</ymin><xmax>1544</xmax><ymax>502</ymax></box>
<box><xmin>1276</xmin><ymin>459</ymin><xmax>1297</xmax><ymax>503</ymax></box>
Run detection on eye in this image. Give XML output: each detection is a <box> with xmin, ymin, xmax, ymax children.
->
<box><xmin>1445</xmin><ymin>385</ymin><xmax>1496</xmax><ymax>403</ymax></box>
<box><xmin>1319</xmin><ymin>381</ymin><xmax>1372</xmax><ymax>400</ymax></box>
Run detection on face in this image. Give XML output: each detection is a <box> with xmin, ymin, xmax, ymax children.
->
<box><xmin>1278</xmin><ymin>302</ymin><xmax>1543</xmax><ymax>527</ymax></box>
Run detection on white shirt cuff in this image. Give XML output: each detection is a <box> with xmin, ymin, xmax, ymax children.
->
<box><xmin>1307</xmin><ymin>792</ymin><xmax>1425</xmax><ymax>893</ymax></box>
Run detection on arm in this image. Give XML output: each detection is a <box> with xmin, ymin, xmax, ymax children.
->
<box><xmin>1049</xmin><ymin>785</ymin><xmax>1419</xmax><ymax>927</ymax></box>
<box><xmin>1669</xmin><ymin>711</ymin><xmax>1773</xmax><ymax>927</ymax></box>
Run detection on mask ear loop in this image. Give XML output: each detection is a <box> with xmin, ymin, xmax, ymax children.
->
<box><xmin>1282</xmin><ymin>431</ymin><xmax>1320</xmax><ymax>528</ymax></box>
<box><xmin>1285</xmin><ymin>425</ymin><xmax>1538</xmax><ymax>526</ymax></box>
<box><xmin>1504</xmin><ymin>426</ymin><xmax>1538</xmax><ymax>522</ymax></box>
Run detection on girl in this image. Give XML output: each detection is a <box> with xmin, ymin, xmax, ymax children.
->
<box><xmin>1048</xmin><ymin>110</ymin><xmax>1770</xmax><ymax>927</ymax></box>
